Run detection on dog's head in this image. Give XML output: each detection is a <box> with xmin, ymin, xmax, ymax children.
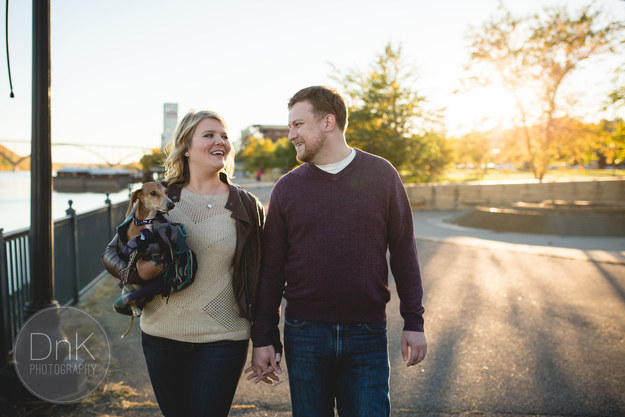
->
<box><xmin>126</xmin><ymin>182</ymin><xmax>175</xmax><ymax>219</ymax></box>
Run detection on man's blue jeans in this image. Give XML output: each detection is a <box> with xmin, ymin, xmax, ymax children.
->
<box><xmin>284</xmin><ymin>318</ymin><xmax>391</xmax><ymax>417</ymax></box>
<box><xmin>141</xmin><ymin>332</ymin><xmax>248</xmax><ymax>417</ymax></box>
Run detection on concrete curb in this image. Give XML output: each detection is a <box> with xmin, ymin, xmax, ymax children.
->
<box><xmin>412</xmin><ymin>211</ymin><xmax>625</xmax><ymax>265</ymax></box>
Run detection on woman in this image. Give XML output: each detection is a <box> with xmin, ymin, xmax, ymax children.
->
<box><xmin>102</xmin><ymin>110</ymin><xmax>278</xmax><ymax>416</ymax></box>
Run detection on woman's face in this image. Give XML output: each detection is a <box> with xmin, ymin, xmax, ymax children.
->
<box><xmin>186</xmin><ymin>118</ymin><xmax>231</xmax><ymax>176</ymax></box>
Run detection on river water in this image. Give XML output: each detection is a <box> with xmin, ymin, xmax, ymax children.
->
<box><xmin>0</xmin><ymin>171</ymin><xmax>136</xmax><ymax>233</ymax></box>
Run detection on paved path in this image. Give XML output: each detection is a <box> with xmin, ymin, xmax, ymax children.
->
<box><xmin>389</xmin><ymin>237</ymin><xmax>625</xmax><ymax>416</ymax></box>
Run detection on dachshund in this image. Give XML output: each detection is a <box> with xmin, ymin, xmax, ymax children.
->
<box><xmin>116</xmin><ymin>182</ymin><xmax>174</xmax><ymax>337</ymax></box>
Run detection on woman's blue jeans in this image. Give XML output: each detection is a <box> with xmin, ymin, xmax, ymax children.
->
<box><xmin>284</xmin><ymin>318</ymin><xmax>391</xmax><ymax>417</ymax></box>
<box><xmin>141</xmin><ymin>332</ymin><xmax>248</xmax><ymax>417</ymax></box>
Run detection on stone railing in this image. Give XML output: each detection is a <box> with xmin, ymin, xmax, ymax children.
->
<box><xmin>404</xmin><ymin>177</ymin><xmax>625</xmax><ymax>211</ymax></box>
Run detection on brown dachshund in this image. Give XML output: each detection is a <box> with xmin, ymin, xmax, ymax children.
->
<box><xmin>118</xmin><ymin>181</ymin><xmax>174</xmax><ymax>337</ymax></box>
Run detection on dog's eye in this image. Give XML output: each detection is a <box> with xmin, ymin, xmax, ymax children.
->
<box><xmin>150</xmin><ymin>191</ymin><xmax>157</xmax><ymax>196</ymax></box>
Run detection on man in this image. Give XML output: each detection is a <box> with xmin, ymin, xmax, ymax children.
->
<box><xmin>248</xmin><ymin>86</ymin><xmax>427</xmax><ymax>416</ymax></box>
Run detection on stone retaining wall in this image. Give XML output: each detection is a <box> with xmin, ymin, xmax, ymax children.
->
<box><xmin>404</xmin><ymin>178</ymin><xmax>625</xmax><ymax>210</ymax></box>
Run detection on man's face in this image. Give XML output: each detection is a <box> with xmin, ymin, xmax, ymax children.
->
<box><xmin>288</xmin><ymin>101</ymin><xmax>327</xmax><ymax>163</ymax></box>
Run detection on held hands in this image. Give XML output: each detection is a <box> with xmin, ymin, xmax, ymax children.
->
<box><xmin>244</xmin><ymin>332</ymin><xmax>424</xmax><ymax>385</ymax></box>
<box><xmin>402</xmin><ymin>331</ymin><xmax>427</xmax><ymax>367</ymax></box>
<box><xmin>244</xmin><ymin>345</ymin><xmax>282</xmax><ymax>384</ymax></box>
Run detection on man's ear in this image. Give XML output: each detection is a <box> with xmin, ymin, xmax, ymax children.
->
<box><xmin>324</xmin><ymin>114</ymin><xmax>336</xmax><ymax>132</ymax></box>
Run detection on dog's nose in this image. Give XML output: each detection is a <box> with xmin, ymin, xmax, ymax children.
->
<box><xmin>166</xmin><ymin>200</ymin><xmax>175</xmax><ymax>210</ymax></box>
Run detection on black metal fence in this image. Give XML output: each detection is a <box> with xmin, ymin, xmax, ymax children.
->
<box><xmin>0</xmin><ymin>198</ymin><xmax>128</xmax><ymax>365</ymax></box>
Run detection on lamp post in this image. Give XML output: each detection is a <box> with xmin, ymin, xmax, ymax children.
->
<box><xmin>25</xmin><ymin>0</ymin><xmax>59</xmax><ymax>317</ymax></box>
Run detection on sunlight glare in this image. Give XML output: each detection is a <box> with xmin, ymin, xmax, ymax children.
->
<box><xmin>446</xmin><ymin>84</ymin><xmax>518</xmax><ymax>136</ymax></box>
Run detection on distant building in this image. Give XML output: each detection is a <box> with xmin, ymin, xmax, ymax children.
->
<box><xmin>161</xmin><ymin>103</ymin><xmax>178</xmax><ymax>150</ymax></box>
<box><xmin>252</xmin><ymin>124</ymin><xmax>289</xmax><ymax>142</ymax></box>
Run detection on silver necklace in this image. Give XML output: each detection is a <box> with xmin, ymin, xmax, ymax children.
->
<box><xmin>187</xmin><ymin>184</ymin><xmax>218</xmax><ymax>209</ymax></box>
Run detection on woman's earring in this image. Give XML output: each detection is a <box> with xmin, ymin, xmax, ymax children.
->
<box><xmin>185</xmin><ymin>152</ymin><xmax>189</xmax><ymax>157</ymax></box>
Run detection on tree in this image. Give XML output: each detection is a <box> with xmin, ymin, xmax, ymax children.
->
<box><xmin>139</xmin><ymin>148</ymin><xmax>166</xmax><ymax>180</ymax></box>
<box><xmin>332</xmin><ymin>42</ymin><xmax>450</xmax><ymax>182</ymax></box>
<box><xmin>403</xmin><ymin>132</ymin><xmax>453</xmax><ymax>183</ymax></box>
<box><xmin>608</xmin><ymin>64</ymin><xmax>625</xmax><ymax>108</ymax></box>
<box><xmin>238</xmin><ymin>135</ymin><xmax>299</xmax><ymax>174</ymax></box>
<box><xmin>236</xmin><ymin>126</ymin><xmax>256</xmax><ymax>158</ymax></box>
<box><xmin>272</xmin><ymin>137</ymin><xmax>298</xmax><ymax>173</ymax></box>
<box><xmin>467</xmin><ymin>3</ymin><xmax>624</xmax><ymax>180</ymax></box>
<box><xmin>595</xmin><ymin>118</ymin><xmax>625</xmax><ymax>167</ymax></box>
<box><xmin>239</xmin><ymin>136</ymin><xmax>275</xmax><ymax>173</ymax></box>
<box><xmin>454</xmin><ymin>131</ymin><xmax>492</xmax><ymax>175</ymax></box>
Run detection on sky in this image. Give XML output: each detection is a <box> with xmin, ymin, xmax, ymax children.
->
<box><xmin>1</xmin><ymin>0</ymin><xmax>624</xmax><ymax>164</ymax></box>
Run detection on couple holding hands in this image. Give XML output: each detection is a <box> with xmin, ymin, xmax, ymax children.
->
<box><xmin>103</xmin><ymin>85</ymin><xmax>427</xmax><ymax>417</ymax></box>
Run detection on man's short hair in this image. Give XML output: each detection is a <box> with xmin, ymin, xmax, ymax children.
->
<box><xmin>288</xmin><ymin>86</ymin><xmax>348</xmax><ymax>132</ymax></box>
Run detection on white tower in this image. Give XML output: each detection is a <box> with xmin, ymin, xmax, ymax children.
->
<box><xmin>161</xmin><ymin>103</ymin><xmax>178</xmax><ymax>150</ymax></box>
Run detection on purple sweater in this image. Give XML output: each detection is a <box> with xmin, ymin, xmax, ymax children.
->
<box><xmin>251</xmin><ymin>149</ymin><xmax>424</xmax><ymax>347</ymax></box>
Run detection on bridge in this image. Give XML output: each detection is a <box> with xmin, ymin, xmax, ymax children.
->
<box><xmin>0</xmin><ymin>138</ymin><xmax>155</xmax><ymax>168</ymax></box>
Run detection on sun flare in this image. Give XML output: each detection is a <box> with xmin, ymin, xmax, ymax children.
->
<box><xmin>445</xmin><ymin>84</ymin><xmax>519</xmax><ymax>136</ymax></box>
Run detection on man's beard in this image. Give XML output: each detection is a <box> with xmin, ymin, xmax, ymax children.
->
<box><xmin>297</xmin><ymin>133</ymin><xmax>327</xmax><ymax>163</ymax></box>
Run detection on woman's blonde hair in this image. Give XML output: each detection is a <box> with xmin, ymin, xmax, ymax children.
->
<box><xmin>163</xmin><ymin>110</ymin><xmax>235</xmax><ymax>185</ymax></box>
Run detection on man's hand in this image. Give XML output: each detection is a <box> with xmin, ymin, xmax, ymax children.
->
<box><xmin>401</xmin><ymin>331</ymin><xmax>427</xmax><ymax>367</ymax></box>
<box><xmin>244</xmin><ymin>345</ymin><xmax>282</xmax><ymax>384</ymax></box>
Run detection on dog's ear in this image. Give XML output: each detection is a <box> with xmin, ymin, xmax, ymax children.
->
<box><xmin>126</xmin><ymin>188</ymin><xmax>142</xmax><ymax>217</ymax></box>
<box><xmin>131</xmin><ymin>188</ymin><xmax>142</xmax><ymax>203</ymax></box>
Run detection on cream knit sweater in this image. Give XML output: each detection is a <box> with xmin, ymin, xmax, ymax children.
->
<box><xmin>140</xmin><ymin>189</ymin><xmax>251</xmax><ymax>343</ymax></box>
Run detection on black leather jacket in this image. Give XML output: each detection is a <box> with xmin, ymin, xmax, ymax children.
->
<box><xmin>102</xmin><ymin>173</ymin><xmax>265</xmax><ymax>321</ymax></box>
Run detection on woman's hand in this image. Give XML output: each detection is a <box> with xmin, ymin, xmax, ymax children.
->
<box><xmin>136</xmin><ymin>258</ymin><xmax>165</xmax><ymax>281</ymax></box>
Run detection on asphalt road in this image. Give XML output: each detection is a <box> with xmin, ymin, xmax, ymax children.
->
<box><xmin>388</xmin><ymin>239</ymin><xmax>625</xmax><ymax>416</ymax></box>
